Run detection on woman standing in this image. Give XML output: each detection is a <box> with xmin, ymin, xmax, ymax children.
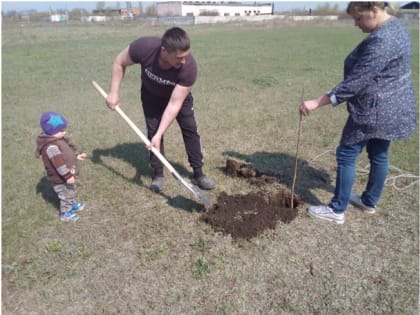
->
<box><xmin>299</xmin><ymin>2</ymin><xmax>417</xmax><ymax>224</ymax></box>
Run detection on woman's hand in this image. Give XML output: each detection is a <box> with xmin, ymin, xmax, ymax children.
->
<box><xmin>299</xmin><ymin>94</ymin><xmax>331</xmax><ymax>117</ymax></box>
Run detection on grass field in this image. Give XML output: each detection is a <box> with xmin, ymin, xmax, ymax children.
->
<box><xmin>2</xmin><ymin>20</ymin><xmax>419</xmax><ymax>314</ymax></box>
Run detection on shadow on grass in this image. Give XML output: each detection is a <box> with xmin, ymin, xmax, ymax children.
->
<box><xmin>91</xmin><ymin>142</ymin><xmax>152</xmax><ymax>185</ymax></box>
<box><xmin>159</xmin><ymin>192</ymin><xmax>207</xmax><ymax>213</ymax></box>
<box><xmin>223</xmin><ymin>150</ymin><xmax>335</xmax><ymax>205</ymax></box>
<box><xmin>91</xmin><ymin>142</ymin><xmax>205</xmax><ymax>212</ymax></box>
<box><xmin>36</xmin><ymin>176</ymin><xmax>59</xmax><ymax>209</ymax></box>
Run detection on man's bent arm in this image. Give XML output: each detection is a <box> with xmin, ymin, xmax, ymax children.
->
<box><xmin>150</xmin><ymin>85</ymin><xmax>191</xmax><ymax>148</ymax></box>
<box><xmin>107</xmin><ymin>46</ymin><xmax>135</xmax><ymax>108</ymax></box>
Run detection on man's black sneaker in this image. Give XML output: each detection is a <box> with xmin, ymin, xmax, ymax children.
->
<box><xmin>150</xmin><ymin>176</ymin><xmax>165</xmax><ymax>192</ymax></box>
<box><xmin>192</xmin><ymin>175</ymin><xmax>215</xmax><ymax>190</ymax></box>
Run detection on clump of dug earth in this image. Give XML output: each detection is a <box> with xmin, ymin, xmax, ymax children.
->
<box><xmin>201</xmin><ymin>158</ymin><xmax>301</xmax><ymax>240</ymax></box>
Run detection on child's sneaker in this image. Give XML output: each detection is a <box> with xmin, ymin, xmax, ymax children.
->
<box><xmin>61</xmin><ymin>211</ymin><xmax>80</xmax><ymax>222</ymax></box>
<box><xmin>71</xmin><ymin>202</ymin><xmax>85</xmax><ymax>212</ymax></box>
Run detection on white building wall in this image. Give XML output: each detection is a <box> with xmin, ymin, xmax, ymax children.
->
<box><xmin>192</xmin><ymin>15</ymin><xmax>338</xmax><ymax>25</ymax></box>
<box><xmin>157</xmin><ymin>2</ymin><xmax>272</xmax><ymax>17</ymax></box>
<box><xmin>50</xmin><ymin>14</ymin><xmax>68</xmax><ymax>22</ymax></box>
<box><xmin>194</xmin><ymin>15</ymin><xmax>280</xmax><ymax>24</ymax></box>
<box><xmin>157</xmin><ymin>2</ymin><xmax>183</xmax><ymax>16</ymax></box>
<box><xmin>80</xmin><ymin>16</ymin><xmax>112</xmax><ymax>22</ymax></box>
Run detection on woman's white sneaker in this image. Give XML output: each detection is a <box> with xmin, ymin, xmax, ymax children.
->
<box><xmin>307</xmin><ymin>205</ymin><xmax>345</xmax><ymax>224</ymax></box>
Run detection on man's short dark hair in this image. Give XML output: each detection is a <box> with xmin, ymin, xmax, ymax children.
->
<box><xmin>162</xmin><ymin>27</ymin><xmax>190</xmax><ymax>52</ymax></box>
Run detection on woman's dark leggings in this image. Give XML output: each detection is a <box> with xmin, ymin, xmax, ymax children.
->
<box><xmin>140</xmin><ymin>86</ymin><xmax>204</xmax><ymax>177</ymax></box>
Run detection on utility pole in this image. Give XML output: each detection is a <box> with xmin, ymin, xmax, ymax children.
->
<box><xmin>126</xmin><ymin>1</ymin><xmax>132</xmax><ymax>16</ymax></box>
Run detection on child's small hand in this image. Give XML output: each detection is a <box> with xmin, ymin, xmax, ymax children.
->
<box><xmin>77</xmin><ymin>153</ymin><xmax>88</xmax><ymax>160</ymax></box>
<box><xmin>67</xmin><ymin>176</ymin><xmax>76</xmax><ymax>184</ymax></box>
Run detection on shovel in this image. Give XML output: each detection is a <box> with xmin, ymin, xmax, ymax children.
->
<box><xmin>92</xmin><ymin>80</ymin><xmax>211</xmax><ymax>207</ymax></box>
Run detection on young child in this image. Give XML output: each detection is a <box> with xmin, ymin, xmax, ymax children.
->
<box><xmin>36</xmin><ymin>111</ymin><xmax>87</xmax><ymax>222</ymax></box>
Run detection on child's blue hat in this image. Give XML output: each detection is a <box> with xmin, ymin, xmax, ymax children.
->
<box><xmin>40</xmin><ymin>111</ymin><xmax>68</xmax><ymax>135</ymax></box>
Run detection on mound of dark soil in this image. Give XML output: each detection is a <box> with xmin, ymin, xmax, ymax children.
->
<box><xmin>225</xmin><ymin>157</ymin><xmax>278</xmax><ymax>186</ymax></box>
<box><xmin>202</xmin><ymin>189</ymin><xmax>299</xmax><ymax>240</ymax></box>
<box><xmin>201</xmin><ymin>158</ymin><xmax>301</xmax><ymax>240</ymax></box>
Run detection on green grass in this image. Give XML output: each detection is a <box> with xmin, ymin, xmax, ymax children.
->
<box><xmin>2</xmin><ymin>20</ymin><xmax>419</xmax><ymax>314</ymax></box>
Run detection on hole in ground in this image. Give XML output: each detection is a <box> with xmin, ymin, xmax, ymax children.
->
<box><xmin>201</xmin><ymin>158</ymin><xmax>301</xmax><ymax>240</ymax></box>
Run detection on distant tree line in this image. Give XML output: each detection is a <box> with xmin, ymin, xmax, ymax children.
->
<box><xmin>1</xmin><ymin>2</ymin><xmax>158</xmax><ymax>23</ymax></box>
<box><xmin>287</xmin><ymin>3</ymin><xmax>344</xmax><ymax>17</ymax></box>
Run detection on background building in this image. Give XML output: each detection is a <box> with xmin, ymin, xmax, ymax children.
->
<box><xmin>50</xmin><ymin>13</ymin><xmax>68</xmax><ymax>22</ymax></box>
<box><xmin>157</xmin><ymin>1</ymin><xmax>273</xmax><ymax>17</ymax></box>
<box><xmin>399</xmin><ymin>1</ymin><xmax>419</xmax><ymax>19</ymax></box>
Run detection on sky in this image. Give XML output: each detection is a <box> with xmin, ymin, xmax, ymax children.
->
<box><xmin>1</xmin><ymin>1</ymin><xmax>351</xmax><ymax>13</ymax></box>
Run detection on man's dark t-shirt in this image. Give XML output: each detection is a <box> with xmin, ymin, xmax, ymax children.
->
<box><xmin>128</xmin><ymin>37</ymin><xmax>197</xmax><ymax>99</ymax></box>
